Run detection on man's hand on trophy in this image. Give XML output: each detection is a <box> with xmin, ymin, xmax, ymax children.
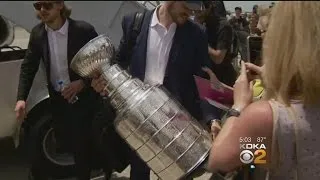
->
<box><xmin>91</xmin><ymin>74</ymin><xmax>108</xmax><ymax>96</ymax></box>
<box><xmin>210</xmin><ymin>120</ymin><xmax>222</xmax><ymax>140</ymax></box>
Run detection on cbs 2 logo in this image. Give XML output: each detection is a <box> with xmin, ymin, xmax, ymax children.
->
<box><xmin>240</xmin><ymin>149</ymin><xmax>267</xmax><ymax>164</ymax></box>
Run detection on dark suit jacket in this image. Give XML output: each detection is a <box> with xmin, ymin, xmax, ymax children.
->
<box><xmin>18</xmin><ymin>18</ymin><xmax>112</xmax><ymax>170</ymax></box>
<box><xmin>114</xmin><ymin>10</ymin><xmax>211</xmax><ymax>122</ymax></box>
<box><xmin>17</xmin><ymin>18</ymin><xmax>98</xmax><ymax>101</ymax></box>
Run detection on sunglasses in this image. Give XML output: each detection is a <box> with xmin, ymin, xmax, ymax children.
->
<box><xmin>33</xmin><ymin>2</ymin><xmax>57</xmax><ymax>11</ymax></box>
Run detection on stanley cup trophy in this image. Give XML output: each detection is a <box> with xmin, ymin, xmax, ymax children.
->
<box><xmin>71</xmin><ymin>34</ymin><xmax>212</xmax><ymax>180</ymax></box>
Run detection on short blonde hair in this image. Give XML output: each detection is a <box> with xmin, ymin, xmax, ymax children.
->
<box><xmin>263</xmin><ymin>1</ymin><xmax>320</xmax><ymax>106</ymax></box>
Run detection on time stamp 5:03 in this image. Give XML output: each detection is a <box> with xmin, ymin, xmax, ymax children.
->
<box><xmin>239</xmin><ymin>137</ymin><xmax>267</xmax><ymax>165</ymax></box>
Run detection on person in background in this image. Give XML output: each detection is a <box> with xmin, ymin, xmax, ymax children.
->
<box><xmin>199</xmin><ymin>0</ymin><xmax>237</xmax><ymax>87</ymax></box>
<box><xmin>91</xmin><ymin>1</ymin><xmax>212</xmax><ymax>179</ymax></box>
<box><xmin>230</xmin><ymin>7</ymin><xmax>251</xmax><ymax>62</ymax></box>
<box><xmin>226</xmin><ymin>10</ymin><xmax>232</xmax><ymax>21</ymax></box>
<box><xmin>195</xmin><ymin>1</ymin><xmax>238</xmax><ymax>143</ymax></box>
<box><xmin>242</xmin><ymin>12</ymin><xmax>248</xmax><ymax>22</ymax></box>
<box><xmin>207</xmin><ymin>2</ymin><xmax>320</xmax><ymax>180</ymax></box>
<box><xmin>253</xmin><ymin>4</ymin><xmax>259</xmax><ymax>13</ymax></box>
<box><xmin>229</xmin><ymin>7</ymin><xmax>249</xmax><ymax>33</ymax></box>
<box><xmin>270</xmin><ymin>2</ymin><xmax>275</xmax><ymax>8</ymax></box>
<box><xmin>14</xmin><ymin>1</ymin><xmax>100</xmax><ymax>179</ymax></box>
<box><xmin>249</xmin><ymin>5</ymin><xmax>260</xmax><ymax>35</ymax></box>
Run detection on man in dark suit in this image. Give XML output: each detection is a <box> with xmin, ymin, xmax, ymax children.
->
<box><xmin>91</xmin><ymin>1</ymin><xmax>213</xmax><ymax>179</ymax></box>
<box><xmin>14</xmin><ymin>1</ymin><xmax>99</xmax><ymax>180</ymax></box>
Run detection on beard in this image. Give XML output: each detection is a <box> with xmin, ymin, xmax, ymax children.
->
<box><xmin>169</xmin><ymin>11</ymin><xmax>189</xmax><ymax>26</ymax></box>
<box><xmin>166</xmin><ymin>3</ymin><xmax>189</xmax><ymax>26</ymax></box>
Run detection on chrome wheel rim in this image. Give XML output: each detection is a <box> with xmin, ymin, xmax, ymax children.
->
<box><xmin>42</xmin><ymin>128</ymin><xmax>75</xmax><ymax>166</ymax></box>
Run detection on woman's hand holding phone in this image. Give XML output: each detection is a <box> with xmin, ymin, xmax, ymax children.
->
<box><xmin>233</xmin><ymin>61</ymin><xmax>254</xmax><ymax>111</ymax></box>
<box><xmin>245</xmin><ymin>62</ymin><xmax>264</xmax><ymax>81</ymax></box>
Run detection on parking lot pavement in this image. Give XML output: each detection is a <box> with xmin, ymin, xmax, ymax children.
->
<box><xmin>0</xmin><ymin>139</ymin><xmax>29</xmax><ymax>180</ymax></box>
<box><xmin>1</xmin><ymin>139</ymin><xmax>212</xmax><ymax>180</ymax></box>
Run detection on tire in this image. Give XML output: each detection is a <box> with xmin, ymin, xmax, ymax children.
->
<box><xmin>28</xmin><ymin>111</ymin><xmax>75</xmax><ymax>179</ymax></box>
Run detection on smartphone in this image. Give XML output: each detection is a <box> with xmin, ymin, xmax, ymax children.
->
<box><xmin>247</xmin><ymin>36</ymin><xmax>263</xmax><ymax>66</ymax></box>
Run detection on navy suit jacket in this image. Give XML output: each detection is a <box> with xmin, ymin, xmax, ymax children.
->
<box><xmin>114</xmin><ymin>9</ymin><xmax>212</xmax><ymax>122</ymax></box>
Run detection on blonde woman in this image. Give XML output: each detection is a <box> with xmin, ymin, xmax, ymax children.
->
<box><xmin>207</xmin><ymin>1</ymin><xmax>320</xmax><ymax>179</ymax></box>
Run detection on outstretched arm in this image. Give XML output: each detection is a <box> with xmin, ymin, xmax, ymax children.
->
<box><xmin>17</xmin><ymin>28</ymin><xmax>42</xmax><ymax>101</ymax></box>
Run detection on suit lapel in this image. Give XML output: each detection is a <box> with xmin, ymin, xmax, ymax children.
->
<box><xmin>165</xmin><ymin>26</ymin><xmax>183</xmax><ymax>76</ymax></box>
<box><xmin>40</xmin><ymin>26</ymin><xmax>50</xmax><ymax>70</ymax></box>
<box><xmin>66</xmin><ymin>18</ymin><xmax>75</xmax><ymax>68</ymax></box>
<box><xmin>133</xmin><ymin>10</ymin><xmax>153</xmax><ymax>79</ymax></box>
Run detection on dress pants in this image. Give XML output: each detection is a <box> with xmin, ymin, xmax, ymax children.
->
<box><xmin>130</xmin><ymin>151</ymin><xmax>150</xmax><ymax>180</ymax></box>
<box><xmin>31</xmin><ymin>89</ymin><xmax>98</xmax><ymax>180</ymax></box>
<box><xmin>53</xmin><ymin>90</ymin><xmax>97</xmax><ymax>180</ymax></box>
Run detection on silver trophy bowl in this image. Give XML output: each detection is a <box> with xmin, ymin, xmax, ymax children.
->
<box><xmin>71</xmin><ymin>34</ymin><xmax>212</xmax><ymax>180</ymax></box>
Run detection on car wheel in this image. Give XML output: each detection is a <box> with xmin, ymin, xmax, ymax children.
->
<box><xmin>29</xmin><ymin>112</ymin><xmax>75</xmax><ymax>179</ymax></box>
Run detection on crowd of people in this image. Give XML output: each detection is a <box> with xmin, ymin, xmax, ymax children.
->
<box><xmin>14</xmin><ymin>0</ymin><xmax>320</xmax><ymax>180</ymax></box>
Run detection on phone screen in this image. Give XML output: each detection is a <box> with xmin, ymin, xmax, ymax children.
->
<box><xmin>247</xmin><ymin>36</ymin><xmax>263</xmax><ymax>66</ymax></box>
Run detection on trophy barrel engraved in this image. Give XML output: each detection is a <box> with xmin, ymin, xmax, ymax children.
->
<box><xmin>71</xmin><ymin>34</ymin><xmax>212</xmax><ymax>180</ymax></box>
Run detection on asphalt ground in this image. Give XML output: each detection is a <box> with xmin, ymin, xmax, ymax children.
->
<box><xmin>0</xmin><ymin>139</ymin><xmax>213</xmax><ymax>180</ymax></box>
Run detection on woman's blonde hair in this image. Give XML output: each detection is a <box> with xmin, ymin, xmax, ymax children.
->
<box><xmin>263</xmin><ymin>1</ymin><xmax>320</xmax><ymax>105</ymax></box>
<box><xmin>258</xmin><ymin>5</ymin><xmax>272</xmax><ymax>17</ymax></box>
<box><xmin>257</xmin><ymin>5</ymin><xmax>272</xmax><ymax>31</ymax></box>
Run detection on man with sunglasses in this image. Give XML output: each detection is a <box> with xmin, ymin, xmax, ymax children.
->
<box><xmin>15</xmin><ymin>1</ymin><xmax>100</xmax><ymax>180</ymax></box>
<box><xmin>91</xmin><ymin>1</ymin><xmax>214</xmax><ymax>180</ymax></box>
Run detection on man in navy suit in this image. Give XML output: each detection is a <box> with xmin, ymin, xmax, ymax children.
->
<box><xmin>91</xmin><ymin>1</ymin><xmax>213</xmax><ymax>179</ymax></box>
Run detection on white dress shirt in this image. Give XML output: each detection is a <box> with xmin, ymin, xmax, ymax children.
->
<box><xmin>45</xmin><ymin>20</ymin><xmax>70</xmax><ymax>91</ymax></box>
<box><xmin>144</xmin><ymin>6</ymin><xmax>177</xmax><ymax>86</ymax></box>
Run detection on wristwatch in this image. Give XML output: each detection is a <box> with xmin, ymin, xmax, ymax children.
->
<box><xmin>225</xmin><ymin>107</ymin><xmax>241</xmax><ymax>118</ymax></box>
